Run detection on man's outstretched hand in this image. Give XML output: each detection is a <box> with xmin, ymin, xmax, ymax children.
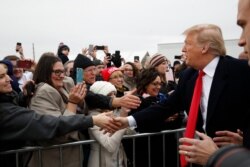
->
<box><xmin>101</xmin><ymin>116</ymin><xmax>130</xmax><ymax>136</ymax></box>
<box><xmin>92</xmin><ymin>112</ymin><xmax>122</xmax><ymax>133</ymax></box>
<box><xmin>112</xmin><ymin>89</ymin><xmax>141</xmax><ymax>109</ymax></box>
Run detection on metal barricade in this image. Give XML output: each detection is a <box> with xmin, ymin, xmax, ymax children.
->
<box><xmin>0</xmin><ymin>128</ymin><xmax>185</xmax><ymax>167</ymax></box>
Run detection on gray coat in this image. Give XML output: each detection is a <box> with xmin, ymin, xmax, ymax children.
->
<box><xmin>28</xmin><ymin>77</ymin><xmax>83</xmax><ymax>167</ymax></box>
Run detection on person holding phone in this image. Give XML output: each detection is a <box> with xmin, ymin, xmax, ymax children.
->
<box><xmin>3</xmin><ymin>55</ymin><xmax>34</xmax><ymax>91</ymax></box>
<box><xmin>72</xmin><ymin>54</ymin><xmax>96</xmax><ymax>88</ymax></box>
<box><xmin>28</xmin><ymin>52</ymin><xmax>89</xmax><ymax>167</ymax></box>
<box><xmin>133</xmin><ymin>56</ymin><xmax>143</xmax><ymax>72</ymax></box>
<box><xmin>0</xmin><ymin>60</ymin><xmax>122</xmax><ymax>167</ymax></box>
<box><xmin>15</xmin><ymin>42</ymin><xmax>25</xmax><ymax>60</ymax></box>
<box><xmin>71</xmin><ymin>54</ymin><xmax>141</xmax><ymax>112</ymax></box>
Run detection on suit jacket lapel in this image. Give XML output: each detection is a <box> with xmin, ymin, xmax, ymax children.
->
<box><xmin>206</xmin><ymin>57</ymin><xmax>228</xmax><ymax>127</ymax></box>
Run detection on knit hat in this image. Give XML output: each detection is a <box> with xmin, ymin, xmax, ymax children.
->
<box><xmin>101</xmin><ymin>67</ymin><xmax>120</xmax><ymax>81</ymax></box>
<box><xmin>71</xmin><ymin>54</ymin><xmax>95</xmax><ymax>83</ymax></box>
<box><xmin>93</xmin><ymin>59</ymin><xmax>104</xmax><ymax>66</ymax></box>
<box><xmin>149</xmin><ymin>53</ymin><xmax>167</xmax><ymax>68</ymax></box>
<box><xmin>74</xmin><ymin>54</ymin><xmax>95</xmax><ymax>70</ymax></box>
<box><xmin>90</xmin><ymin>81</ymin><xmax>116</xmax><ymax>96</ymax></box>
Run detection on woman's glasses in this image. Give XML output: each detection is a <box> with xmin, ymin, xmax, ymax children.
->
<box><xmin>52</xmin><ymin>69</ymin><xmax>65</xmax><ymax>76</ymax></box>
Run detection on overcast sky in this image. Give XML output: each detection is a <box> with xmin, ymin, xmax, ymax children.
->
<box><xmin>0</xmin><ymin>0</ymin><xmax>241</xmax><ymax>61</ymax></box>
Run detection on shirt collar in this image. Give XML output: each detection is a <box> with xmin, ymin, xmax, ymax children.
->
<box><xmin>202</xmin><ymin>56</ymin><xmax>220</xmax><ymax>78</ymax></box>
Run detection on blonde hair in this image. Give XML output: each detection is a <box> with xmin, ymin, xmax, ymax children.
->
<box><xmin>183</xmin><ymin>24</ymin><xmax>226</xmax><ymax>56</ymax></box>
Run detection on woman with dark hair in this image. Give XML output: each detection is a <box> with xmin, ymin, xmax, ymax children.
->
<box><xmin>130</xmin><ymin>68</ymin><xmax>168</xmax><ymax>128</ymax></box>
<box><xmin>0</xmin><ymin>60</ymin><xmax>122</xmax><ymax>167</ymax></box>
<box><xmin>29</xmin><ymin>52</ymin><xmax>87</xmax><ymax>167</ymax></box>
<box><xmin>122</xmin><ymin>62</ymin><xmax>139</xmax><ymax>90</ymax></box>
<box><xmin>124</xmin><ymin>68</ymin><xmax>181</xmax><ymax>167</ymax></box>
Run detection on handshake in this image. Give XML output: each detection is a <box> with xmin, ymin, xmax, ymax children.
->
<box><xmin>92</xmin><ymin>89</ymin><xmax>140</xmax><ymax>135</ymax></box>
<box><xmin>92</xmin><ymin>111</ymin><xmax>130</xmax><ymax>135</ymax></box>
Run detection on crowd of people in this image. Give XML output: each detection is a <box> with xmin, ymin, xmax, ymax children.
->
<box><xmin>0</xmin><ymin>42</ymin><xmax>183</xmax><ymax>167</ymax></box>
<box><xmin>1</xmin><ymin>0</ymin><xmax>250</xmax><ymax>166</ymax></box>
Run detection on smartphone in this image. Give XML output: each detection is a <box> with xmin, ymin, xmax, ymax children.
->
<box><xmin>134</xmin><ymin>56</ymin><xmax>140</xmax><ymax>62</ymax></box>
<box><xmin>95</xmin><ymin>45</ymin><xmax>105</xmax><ymax>50</ymax></box>
<box><xmin>88</xmin><ymin>44</ymin><xmax>94</xmax><ymax>52</ymax></box>
<box><xmin>17</xmin><ymin>60</ymin><xmax>32</xmax><ymax>69</ymax></box>
<box><xmin>16</xmin><ymin>42</ymin><xmax>22</xmax><ymax>52</ymax></box>
<box><xmin>76</xmin><ymin>68</ymin><xmax>83</xmax><ymax>84</ymax></box>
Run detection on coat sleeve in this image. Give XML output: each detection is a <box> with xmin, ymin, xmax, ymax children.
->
<box><xmin>132</xmin><ymin>68</ymin><xmax>191</xmax><ymax>132</ymax></box>
<box><xmin>0</xmin><ymin>103</ymin><xmax>93</xmax><ymax>141</ymax></box>
<box><xmin>30</xmin><ymin>84</ymin><xmax>74</xmax><ymax>117</ymax></box>
<box><xmin>85</xmin><ymin>91</ymin><xmax>112</xmax><ymax>109</ymax></box>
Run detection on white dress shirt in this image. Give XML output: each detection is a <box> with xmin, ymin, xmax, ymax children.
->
<box><xmin>200</xmin><ymin>56</ymin><xmax>219</xmax><ymax>131</ymax></box>
<box><xmin>128</xmin><ymin>57</ymin><xmax>220</xmax><ymax>131</ymax></box>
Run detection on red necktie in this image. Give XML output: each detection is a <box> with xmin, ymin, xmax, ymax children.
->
<box><xmin>180</xmin><ymin>70</ymin><xmax>205</xmax><ymax>167</ymax></box>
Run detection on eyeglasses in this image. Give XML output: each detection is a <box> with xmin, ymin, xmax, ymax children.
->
<box><xmin>150</xmin><ymin>82</ymin><xmax>163</xmax><ymax>87</ymax></box>
<box><xmin>52</xmin><ymin>69</ymin><xmax>65</xmax><ymax>76</ymax></box>
<box><xmin>109</xmin><ymin>75</ymin><xmax>124</xmax><ymax>80</ymax></box>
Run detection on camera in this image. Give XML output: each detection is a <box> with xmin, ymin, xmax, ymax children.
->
<box><xmin>174</xmin><ymin>55</ymin><xmax>182</xmax><ymax>59</ymax></box>
<box><xmin>106</xmin><ymin>50</ymin><xmax>122</xmax><ymax>68</ymax></box>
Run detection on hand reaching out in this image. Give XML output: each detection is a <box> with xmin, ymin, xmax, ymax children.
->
<box><xmin>101</xmin><ymin>116</ymin><xmax>129</xmax><ymax>136</ymax></box>
<box><xmin>112</xmin><ymin>89</ymin><xmax>141</xmax><ymax>109</ymax></box>
<box><xmin>113</xmin><ymin>116</ymin><xmax>129</xmax><ymax>129</ymax></box>
<box><xmin>92</xmin><ymin>111</ymin><xmax>122</xmax><ymax>133</ymax></box>
<box><xmin>213</xmin><ymin>129</ymin><xmax>243</xmax><ymax>147</ymax></box>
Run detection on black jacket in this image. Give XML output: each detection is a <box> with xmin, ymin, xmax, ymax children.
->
<box><xmin>132</xmin><ymin>56</ymin><xmax>250</xmax><ymax>148</ymax></box>
<box><xmin>0</xmin><ymin>91</ymin><xmax>93</xmax><ymax>166</ymax></box>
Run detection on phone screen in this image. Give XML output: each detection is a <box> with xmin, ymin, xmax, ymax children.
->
<box><xmin>95</xmin><ymin>45</ymin><xmax>105</xmax><ymax>50</ymax></box>
<box><xmin>17</xmin><ymin>60</ymin><xmax>32</xmax><ymax>69</ymax></box>
<box><xmin>88</xmin><ymin>44</ymin><xmax>94</xmax><ymax>52</ymax></box>
<box><xmin>76</xmin><ymin>68</ymin><xmax>83</xmax><ymax>83</ymax></box>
